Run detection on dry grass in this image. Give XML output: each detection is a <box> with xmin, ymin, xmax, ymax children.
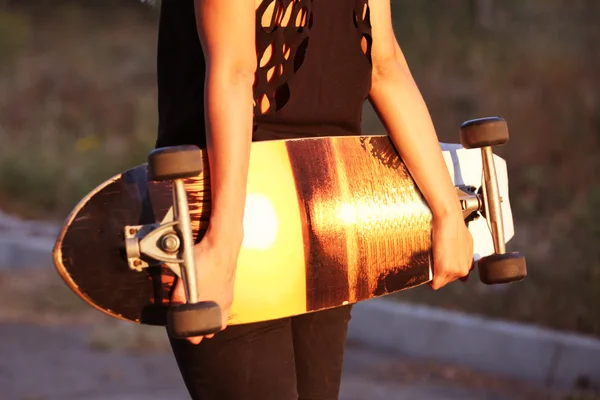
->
<box><xmin>0</xmin><ymin>2</ymin><xmax>158</xmax><ymax>218</ymax></box>
<box><xmin>368</xmin><ymin>0</ymin><xmax>600</xmax><ymax>338</ymax></box>
<box><xmin>0</xmin><ymin>1</ymin><xmax>599</xmax><ymax>337</ymax></box>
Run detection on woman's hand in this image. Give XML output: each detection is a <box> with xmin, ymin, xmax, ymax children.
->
<box><xmin>169</xmin><ymin>228</ymin><xmax>243</xmax><ymax>345</ymax></box>
<box><xmin>430</xmin><ymin>211</ymin><xmax>474</xmax><ymax>290</ymax></box>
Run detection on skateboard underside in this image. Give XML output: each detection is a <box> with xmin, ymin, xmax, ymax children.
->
<box><xmin>53</xmin><ymin>135</ymin><xmax>513</xmax><ymax>326</ymax></box>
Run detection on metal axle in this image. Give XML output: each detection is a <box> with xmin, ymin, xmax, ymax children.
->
<box><xmin>124</xmin><ymin>179</ymin><xmax>200</xmax><ymax>305</ymax></box>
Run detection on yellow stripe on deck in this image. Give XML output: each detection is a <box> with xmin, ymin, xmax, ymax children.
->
<box><xmin>229</xmin><ymin>142</ymin><xmax>307</xmax><ymax>324</ymax></box>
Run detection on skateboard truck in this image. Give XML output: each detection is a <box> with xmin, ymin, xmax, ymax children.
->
<box><xmin>459</xmin><ymin>117</ymin><xmax>527</xmax><ymax>284</ymax></box>
<box><xmin>455</xmin><ymin>185</ymin><xmax>481</xmax><ymax>222</ymax></box>
<box><xmin>125</xmin><ymin>221</ymin><xmax>181</xmax><ymax>272</ymax></box>
<box><xmin>124</xmin><ymin>145</ymin><xmax>222</xmax><ymax>339</ymax></box>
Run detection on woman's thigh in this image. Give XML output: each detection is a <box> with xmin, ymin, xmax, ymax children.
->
<box><xmin>168</xmin><ymin>317</ymin><xmax>298</xmax><ymax>400</ymax></box>
<box><xmin>292</xmin><ymin>305</ymin><xmax>353</xmax><ymax>400</ymax></box>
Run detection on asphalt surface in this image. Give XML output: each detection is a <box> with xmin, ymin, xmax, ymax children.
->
<box><xmin>0</xmin><ymin>322</ymin><xmax>574</xmax><ymax>400</ymax></box>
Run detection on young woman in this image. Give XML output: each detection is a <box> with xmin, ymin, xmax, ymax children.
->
<box><xmin>154</xmin><ymin>0</ymin><xmax>474</xmax><ymax>398</ymax></box>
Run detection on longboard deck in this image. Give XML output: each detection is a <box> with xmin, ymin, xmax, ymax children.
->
<box><xmin>53</xmin><ymin>135</ymin><xmax>513</xmax><ymax>326</ymax></box>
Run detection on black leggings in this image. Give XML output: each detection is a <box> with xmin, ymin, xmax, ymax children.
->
<box><xmin>167</xmin><ymin>305</ymin><xmax>352</xmax><ymax>400</ymax></box>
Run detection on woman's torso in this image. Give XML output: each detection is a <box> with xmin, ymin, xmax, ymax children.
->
<box><xmin>155</xmin><ymin>0</ymin><xmax>373</xmax><ymax>148</ymax></box>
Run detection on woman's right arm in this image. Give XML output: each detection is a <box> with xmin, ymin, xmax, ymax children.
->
<box><xmin>195</xmin><ymin>0</ymin><xmax>256</xmax><ymax>246</ymax></box>
<box><xmin>169</xmin><ymin>0</ymin><xmax>257</xmax><ymax>344</ymax></box>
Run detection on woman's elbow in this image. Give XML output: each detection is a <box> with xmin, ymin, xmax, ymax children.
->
<box><xmin>232</xmin><ymin>54</ymin><xmax>258</xmax><ymax>84</ymax></box>
<box><xmin>206</xmin><ymin>55</ymin><xmax>257</xmax><ymax>86</ymax></box>
<box><xmin>231</xmin><ymin>65</ymin><xmax>257</xmax><ymax>86</ymax></box>
<box><xmin>371</xmin><ymin>56</ymin><xmax>410</xmax><ymax>87</ymax></box>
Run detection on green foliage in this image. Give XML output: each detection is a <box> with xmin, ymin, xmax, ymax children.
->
<box><xmin>0</xmin><ymin>10</ymin><xmax>31</xmax><ymax>68</ymax></box>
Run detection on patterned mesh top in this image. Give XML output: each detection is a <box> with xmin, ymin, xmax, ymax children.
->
<box><xmin>155</xmin><ymin>0</ymin><xmax>373</xmax><ymax>148</ymax></box>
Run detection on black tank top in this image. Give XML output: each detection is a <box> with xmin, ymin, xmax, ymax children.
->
<box><xmin>155</xmin><ymin>0</ymin><xmax>372</xmax><ymax>148</ymax></box>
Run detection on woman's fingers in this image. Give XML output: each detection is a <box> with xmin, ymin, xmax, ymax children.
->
<box><xmin>431</xmin><ymin>256</ymin><xmax>474</xmax><ymax>290</ymax></box>
<box><xmin>166</xmin><ymin>276</ymin><xmax>209</xmax><ymax>345</ymax></box>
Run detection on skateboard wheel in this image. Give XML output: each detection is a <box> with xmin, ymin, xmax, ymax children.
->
<box><xmin>148</xmin><ymin>145</ymin><xmax>204</xmax><ymax>181</ymax></box>
<box><xmin>167</xmin><ymin>301</ymin><xmax>222</xmax><ymax>339</ymax></box>
<box><xmin>460</xmin><ymin>117</ymin><xmax>509</xmax><ymax>149</ymax></box>
<box><xmin>478</xmin><ymin>252</ymin><xmax>527</xmax><ymax>285</ymax></box>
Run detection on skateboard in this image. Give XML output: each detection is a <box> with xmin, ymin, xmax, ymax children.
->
<box><xmin>53</xmin><ymin>117</ymin><xmax>526</xmax><ymax>338</ymax></box>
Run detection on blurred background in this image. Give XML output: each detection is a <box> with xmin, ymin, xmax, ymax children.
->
<box><xmin>0</xmin><ymin>0</ymin><xmax>599</xmax><ymax>399</ymax></box>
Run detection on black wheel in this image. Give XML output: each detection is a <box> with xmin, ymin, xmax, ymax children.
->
<box><xmin>167</xmin><ymin>301</ymin><xmax>222</xmax><ymax>339</ymax></box>
<box><xmin>148</xmin><ymin>145</ymin><xmax>204</xmax><ymax>181</ymax></box>
<box><xmin>478</xmin><ymin>252</ymin><xmax>527</xmax><ymax>285</ymax></box>
<box><xmin>460</xmin><ymin>116</ymin><xmax>509</xmax><ymax>149</ymax></box>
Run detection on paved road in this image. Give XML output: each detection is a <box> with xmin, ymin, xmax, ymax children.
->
<box><xmin>0</xmin><ymin>322</ymin><xmax>572</xmax><ymax>400</ymax></box>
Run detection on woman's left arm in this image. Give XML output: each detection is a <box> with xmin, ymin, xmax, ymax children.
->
<box><xmin>367</xmin><ymin>0</ymin><xmax>474</xmax><ymax>289</ymax></box>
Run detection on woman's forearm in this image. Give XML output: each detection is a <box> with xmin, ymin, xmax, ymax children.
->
<box><xmin>203</xmin><ymin>68</ymin><xmax>254</xmax><ymax>244</ymax></box>
<box><xmin>368</xmin><ymin>58</ymin><xmax>462</xmax><ymax>220</ymax></box>
<box><xmin>194</xmin><ymin>0</ymin><xmax>257</xmax><ymax>246</ymax></box>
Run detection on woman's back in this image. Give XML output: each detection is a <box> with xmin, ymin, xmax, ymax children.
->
<box><xmin>156</xmin><ymin>0</ymin><xmax>373</xmax><ymax>148</ymax></box>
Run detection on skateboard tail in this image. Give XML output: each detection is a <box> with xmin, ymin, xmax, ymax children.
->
<box><xmin>53</xmin><ymin>171</ymin><xmax>141</xmax><ymax>324</ymax></box>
